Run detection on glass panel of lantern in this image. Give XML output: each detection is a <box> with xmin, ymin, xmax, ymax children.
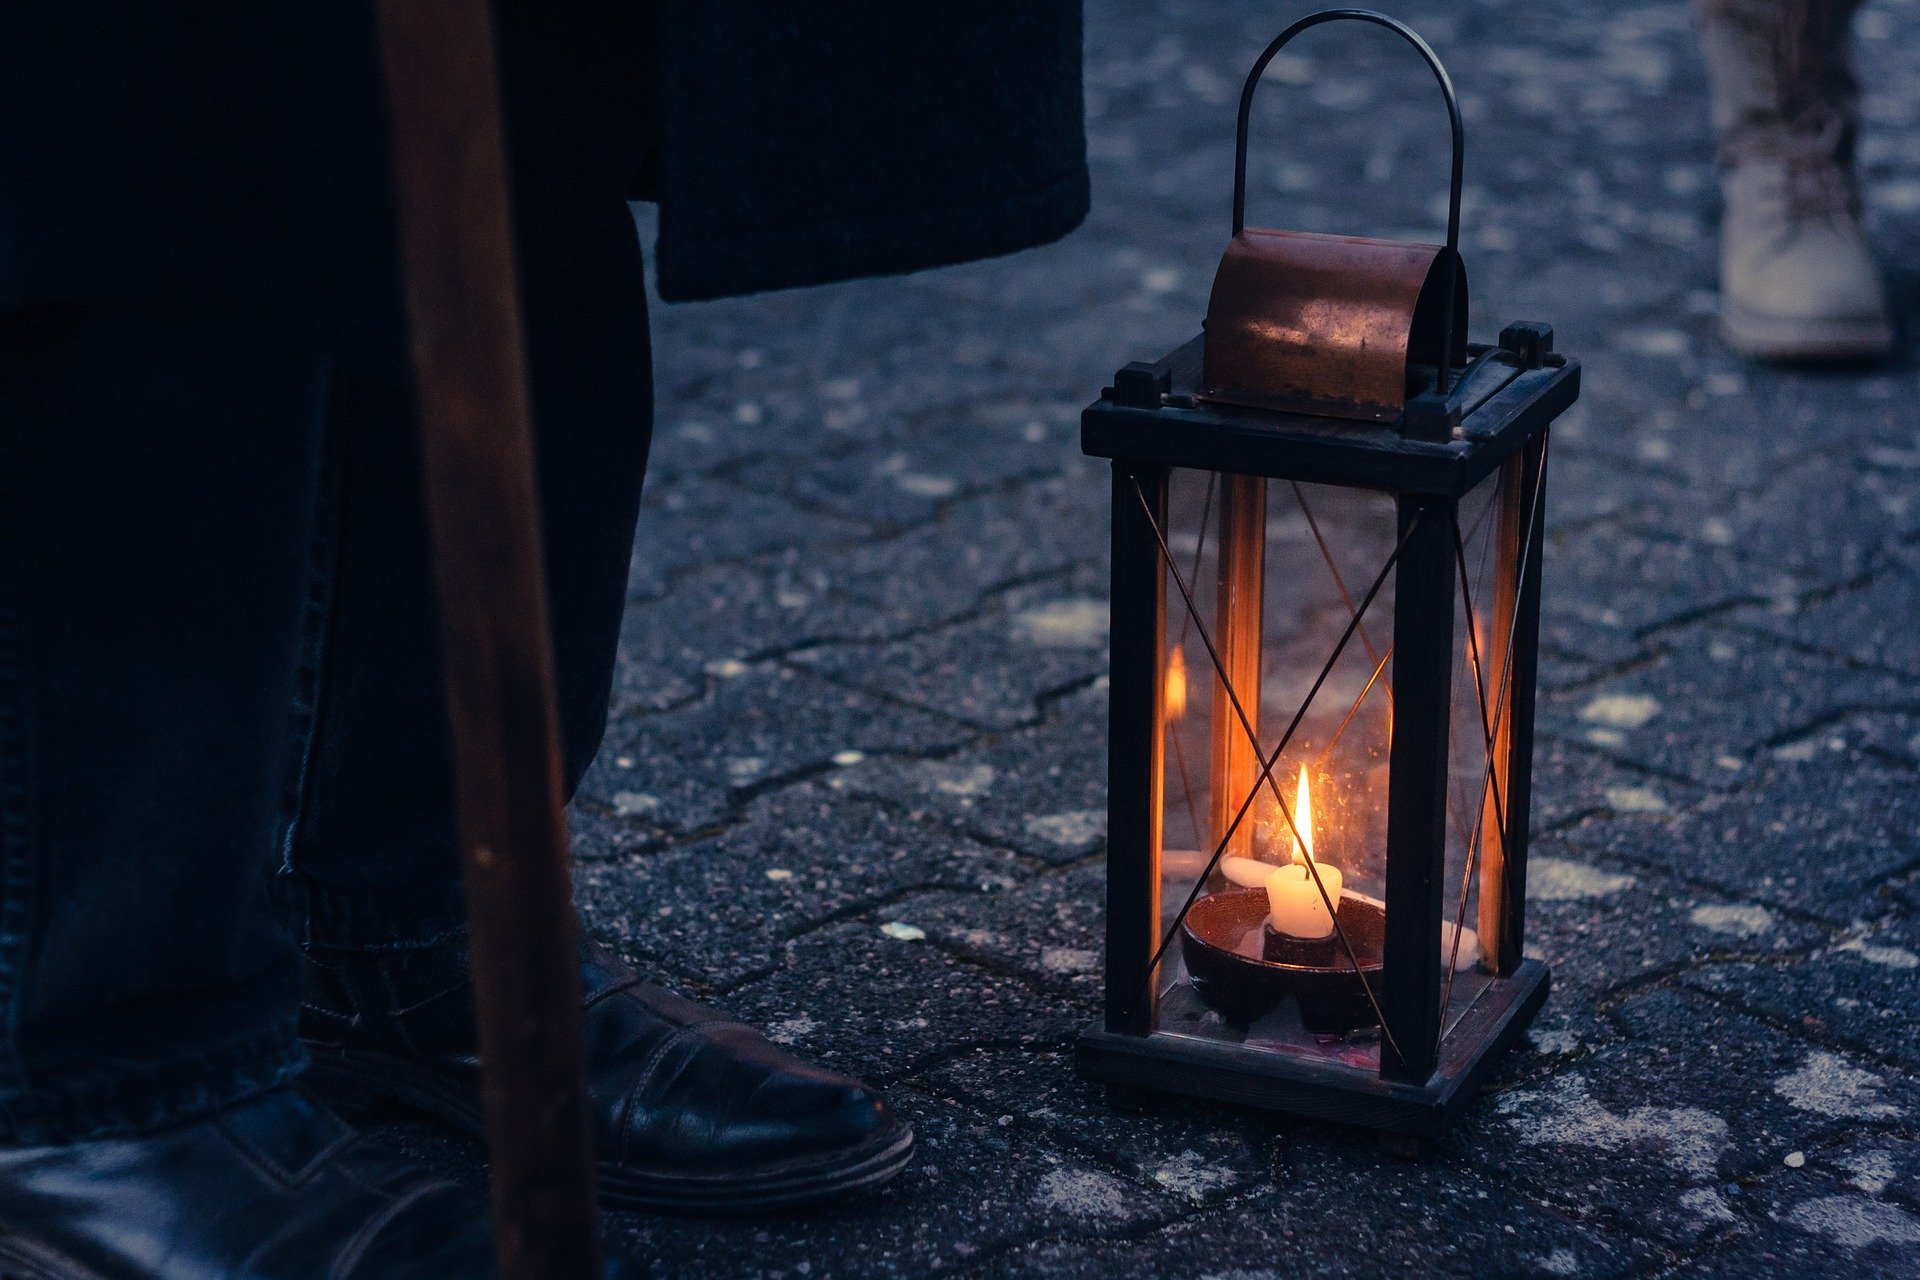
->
<box><xmin>1150</xmin><ymin>460</ymin><xmax>1530</xmax><ymax>1067</ymax></box>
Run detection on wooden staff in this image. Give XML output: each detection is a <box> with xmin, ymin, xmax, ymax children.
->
<box><xmin>373</xmin><ymin>2</ymin><xmax>603</xmax><ymax>1277</ymax></box>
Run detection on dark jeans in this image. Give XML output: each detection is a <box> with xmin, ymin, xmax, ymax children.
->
<box><xmin>0</xmin><ymin>250</ymin><xmax>651</xmax><ymax>1146</ymax></box>
<box><xmin>0</xmin><ymin>0</ymin><xmax>658</xmax><ymax>1148</ymax></box>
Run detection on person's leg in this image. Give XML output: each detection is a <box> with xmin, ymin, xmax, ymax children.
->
<box><xmin>0</xmin><ymin>303</ymin><xmax>323</xmax><ymax>1140</ymax></box>
<box><xmin>278</xmin><ymin>0</ymin><xmax>657</xmax><ymax>946</ymax></box>
<box><xmin>0</xmin><ymin>302</ymin><xmax>495</xmax><ymax>1278</ymax></box>
<box><xmin>291</xmin><ymin>3</ymin><xmax>917</xmax><ymax>1212</ymax></box>
<box><xmin>1695</xmin><ymin>0</ymin><xmax>1892</xmax><ymax>360</ymax></box>
<box><xmin>273</xmin><ymin>270</ymin><xmax>653</xmax><ymax>950</ymax></box>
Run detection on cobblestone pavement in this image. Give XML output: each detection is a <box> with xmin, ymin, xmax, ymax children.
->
<box><xmin>421</xmin><ymin>1</ymin><xmax>1920</xmax><ymax>1275</ymax></box>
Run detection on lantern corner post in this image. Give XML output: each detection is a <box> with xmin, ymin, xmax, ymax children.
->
<box><xmin>1488</xmin><ymin>433</ymin><xmax>1550</xmax><ymax>976</ymax></box>
<box><xmin>1380</xmin><ymin>492</ymin><xmax>1458</xmax><ymax>1085</ymax></box>
<box><xmin>1104</xmin><ymin>460</ymin><xmax>1169</xmax><ymax>1038</ymax></box>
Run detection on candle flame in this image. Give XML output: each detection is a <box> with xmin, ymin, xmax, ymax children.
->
<box><xmin>1164</xmin><ymin>647</ymin><xmax>1187</xmax><ymax>721</ymax></box>
<box><xmin>1292</xmin><ymin>766</ymin><xmax>1314</xmax><ymax>864</ymax></box>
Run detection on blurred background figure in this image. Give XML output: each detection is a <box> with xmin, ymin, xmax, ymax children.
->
<box><xmin>1696</xmin><ymin>0</ymin><xmax>1894</xmax><ymax>360</ymax></box>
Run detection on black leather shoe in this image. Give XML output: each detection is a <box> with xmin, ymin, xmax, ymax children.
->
<box><xmin>0</xmin><ymin>1088</ymin><xmax>493</xmax><ymax>1279</ymax></box>
<box><xmin>300</xmin><ymin>940</ymin><xmax>912</xmax><ymax>1214</ymax></box>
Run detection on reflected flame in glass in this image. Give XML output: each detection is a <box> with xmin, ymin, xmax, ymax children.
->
<box><xmin>1164</xmin><ymin>647</ymin><xmax>1188</xmax><ymax>721</ymax></box>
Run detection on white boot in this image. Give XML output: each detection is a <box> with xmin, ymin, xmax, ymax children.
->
<box><xmin>1695</xmin><ymin>0</ymin><xmax>1893</xmax><ymax>360</ymax></box>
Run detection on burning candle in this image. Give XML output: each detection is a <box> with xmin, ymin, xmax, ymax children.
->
<box><xmin>1265</xmin><ymin>768</ymin><xmax>1344</xmax><ymax>939</ymax></box>
<box><xmin>1266</xmin><ymin>862</ymin><xmax>1343</xmax><ymax>939</ymax></box>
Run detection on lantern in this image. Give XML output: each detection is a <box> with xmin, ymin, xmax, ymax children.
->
<box><xmin>1076</xmin><ymin>10</ymin><xmax>1579</xmax><ymax>1149</ymax></box>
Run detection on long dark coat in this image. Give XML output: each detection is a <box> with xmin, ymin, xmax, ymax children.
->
<box><xmin>0</xmin><ymin>3</ymin><xmax>1086</xmax><ymax>361</ymax></box>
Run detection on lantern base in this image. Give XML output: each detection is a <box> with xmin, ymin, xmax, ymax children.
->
<box><xmin>1075</xmin><ymin>959</ymin><xmax>1548</xmax><ymax>1141</ymax></box>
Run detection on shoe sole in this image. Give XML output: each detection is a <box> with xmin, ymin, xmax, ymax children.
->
<box><xmin>305</xmin><ymin>1051</ymin><xmax>915</xmax><ymax>1215</ymax></box>
<box><xmin>1720</xmin><ymin>301</ymin><xmax>1895</xmax><ymax>363</ymax></box>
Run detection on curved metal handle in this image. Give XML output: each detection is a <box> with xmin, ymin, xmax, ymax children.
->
<box><xmin>1232</xmin><ymin>9</ymin><xmax>1464</xmax><ymax>244</ymax></box>
<box><xmin>1230</xmin><ymin>9</ymin><xmax>1466</xmax><ymax>390</ymax></box>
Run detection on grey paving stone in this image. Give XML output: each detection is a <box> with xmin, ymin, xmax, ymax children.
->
<box><xmin>1568</xmin><ymin>375</ymin><xmax>1715</xmax><ymax>480</ymax></box>
<box><xmin>609</xmin><ymin>559</ymin><xmax>896</xmax><ymax>716</ymax></box>
<box><xmin>819</xmin><ymin>474</ymin><xmax>1108</xmax><ymax>631</ymax></box>
<box><xmin>1537</xmin><ymin>622</ymin><xmax>1911</xmax><ymax>786</ymax></box>
<box><xmin>1545</xmin><ymin>523</ymin><xmax>1790</xmax><ymax>656</ymax></box>
<box><xmin>1587</xmin><ymin>366</ymin><xmax>1858</xmax><ymax>493</ymax></box>
<box><xmin>625</xmin><ymin>474</ymin><xmax>870</xmax><ymax>603</ymax></box>
<box><xmin>1848</xmin><ymin>417</ymin><xmax>1920</xmax><ymax>494</ymax></box>
<box><xmin>1536</xmin><ymin>642</ymin><xmax>1618</xmax><ymax>695</ymax></box>
<box><xmin>790</xmin><ymin>574</ymin><xmax>1110</xmax><ymax>733</ymax></box>
<box><xmin>984</xmin><ymin>1161</ymin><xmax>1656</xmax><ymax>1280</ymax></box>
<box><xmin>1893</xmin><ymin>865</ymin><xmax>1920</xmax><ymax>915</ymax></box>
<box><xmin>879</xmin><ymin>863</ymin><xmax>1107</xmax><ymax>998</ymax></box>
<box><xmin>1458</xmin><ymin>986</ymin><xmax>1920</xmax><ymax>1248</ymax></box>
<box><xmin>1522</xmin><ymin>831</ymin><xmax>1830</xmax><ymax>1008</ymax></box>
<box><xmin>1668</xmin><ymin>452</ymin><xmax>1909</xmax><ymax>593</ymax></box>
<box><xmin>646</xmin><ymin>363</ymin><xmax>864</xmax><ymax>483</ymax></box>
<box><xmin>1791</xmin><ymin>1132</ymin><xmax>1920</xmax><ymax>1211</ymax></box>
<box><xmin>1557</xmin><ymin>755</ymin><xmax>1920</xmax><ymax>922</ymax></box>
<box><xmin>719</xmin><ymin>922</ymin><xmax>1077</xmax><ymax>1081</ymax></box>
<box><xmin>1544</xmin><ymin>448</ymin><xmax>1692</xmax><ymax>536</ymax></box>
<box><xmin>604</xmin><ymin>1087</ymin><xmax>1187</xmax><ymax>1280</ymax></box>
<box><xmin>580</xmin><ymin>666</ymin><xmax>974</xmax><ymax>834</ymax></box>
<box><xmin>566</xmin><ymin>801</ymin><xmax>653</xmax><ymax>864</ymax></box>
<box><xmin>1538</xmin><ymin>611</ymin><xmax>1654</xmax><ymax>678</ymax></box>
<box><xmin>834</xmin><ymin>681</ymin><xmax>1109</xmax><ymax>864</ymax></box>
<box><xmin>1680</xmin><ymin>915</ymin><xmax>1920</xmax><ymax>1071</ymax></box>
<box><xmin>1661</xmin><ymin>1133</ymin><xmax>1920</xmax><ymax>1279</ymax></box>
<box><xmin>575</xmin><ymin>784</ymin><xmax>1028</xmax><ymax>989</ymax></box>
<box><xmin>921</xmin><ymin>1045</ymin><xmax>1281</xmax><ymax>1209</ymax></box>
<box><xmin>1495</xmin><ymin>998</ymin><xmax>1625</xmax><ymax>1092</ymax></box>
<box><xmin>1730</xmin><ymin>561</ymin><xmax>1920</xmax><ymax>681</ymax></box>
<box><xmin>1528</xmin><ymin>734</ymin><xmax>1706</xmax><ymax>835</ymax></box>
<box><xmin>725</xmin><ymin>424</ymin><xmax>1065</xmax><ymax>535</ymax></box>
<box><xmin>1782</xmin><ymin>706</ymin><xmax>1920</xmax><ymax>771</ymax></box>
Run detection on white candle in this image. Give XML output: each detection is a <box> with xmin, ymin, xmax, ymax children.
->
<box><xmin>1265</xmin><ymin>862</ymin><xmax>1343</xmax><ymax>939</ymax></box>
<box><xmin>1221</xmin><ymin>856</ymin><xmax>1276</xmax><ymax>889</ymax></box>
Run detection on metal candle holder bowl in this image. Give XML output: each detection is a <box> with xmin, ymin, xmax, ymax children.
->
<box><xmin>1179</xmin><ymin>888</ymin><xmax>1387</xmax><ymax>1033</ymax></box>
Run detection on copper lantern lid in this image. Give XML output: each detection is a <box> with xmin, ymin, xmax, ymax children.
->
<box><xmin>1198</xmin><ymin>9</ymin><xmax>1469</xmax><ymax>430</ymax></box>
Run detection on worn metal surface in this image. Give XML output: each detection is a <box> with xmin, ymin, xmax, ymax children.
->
<box><xmin>1228</xmin><ymin>7</ymin><xmax>1466</xmax><ymax>404</ymax></box>
<box><xmin>1200</xmin><ymin>228</ymin><xmax>1467</xmax><ymax>422</ymax></box>
<box><xmin>1085</xmin><ymin>334</ymin><xmax>1575</xmax><ymax>497</ymax></box>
